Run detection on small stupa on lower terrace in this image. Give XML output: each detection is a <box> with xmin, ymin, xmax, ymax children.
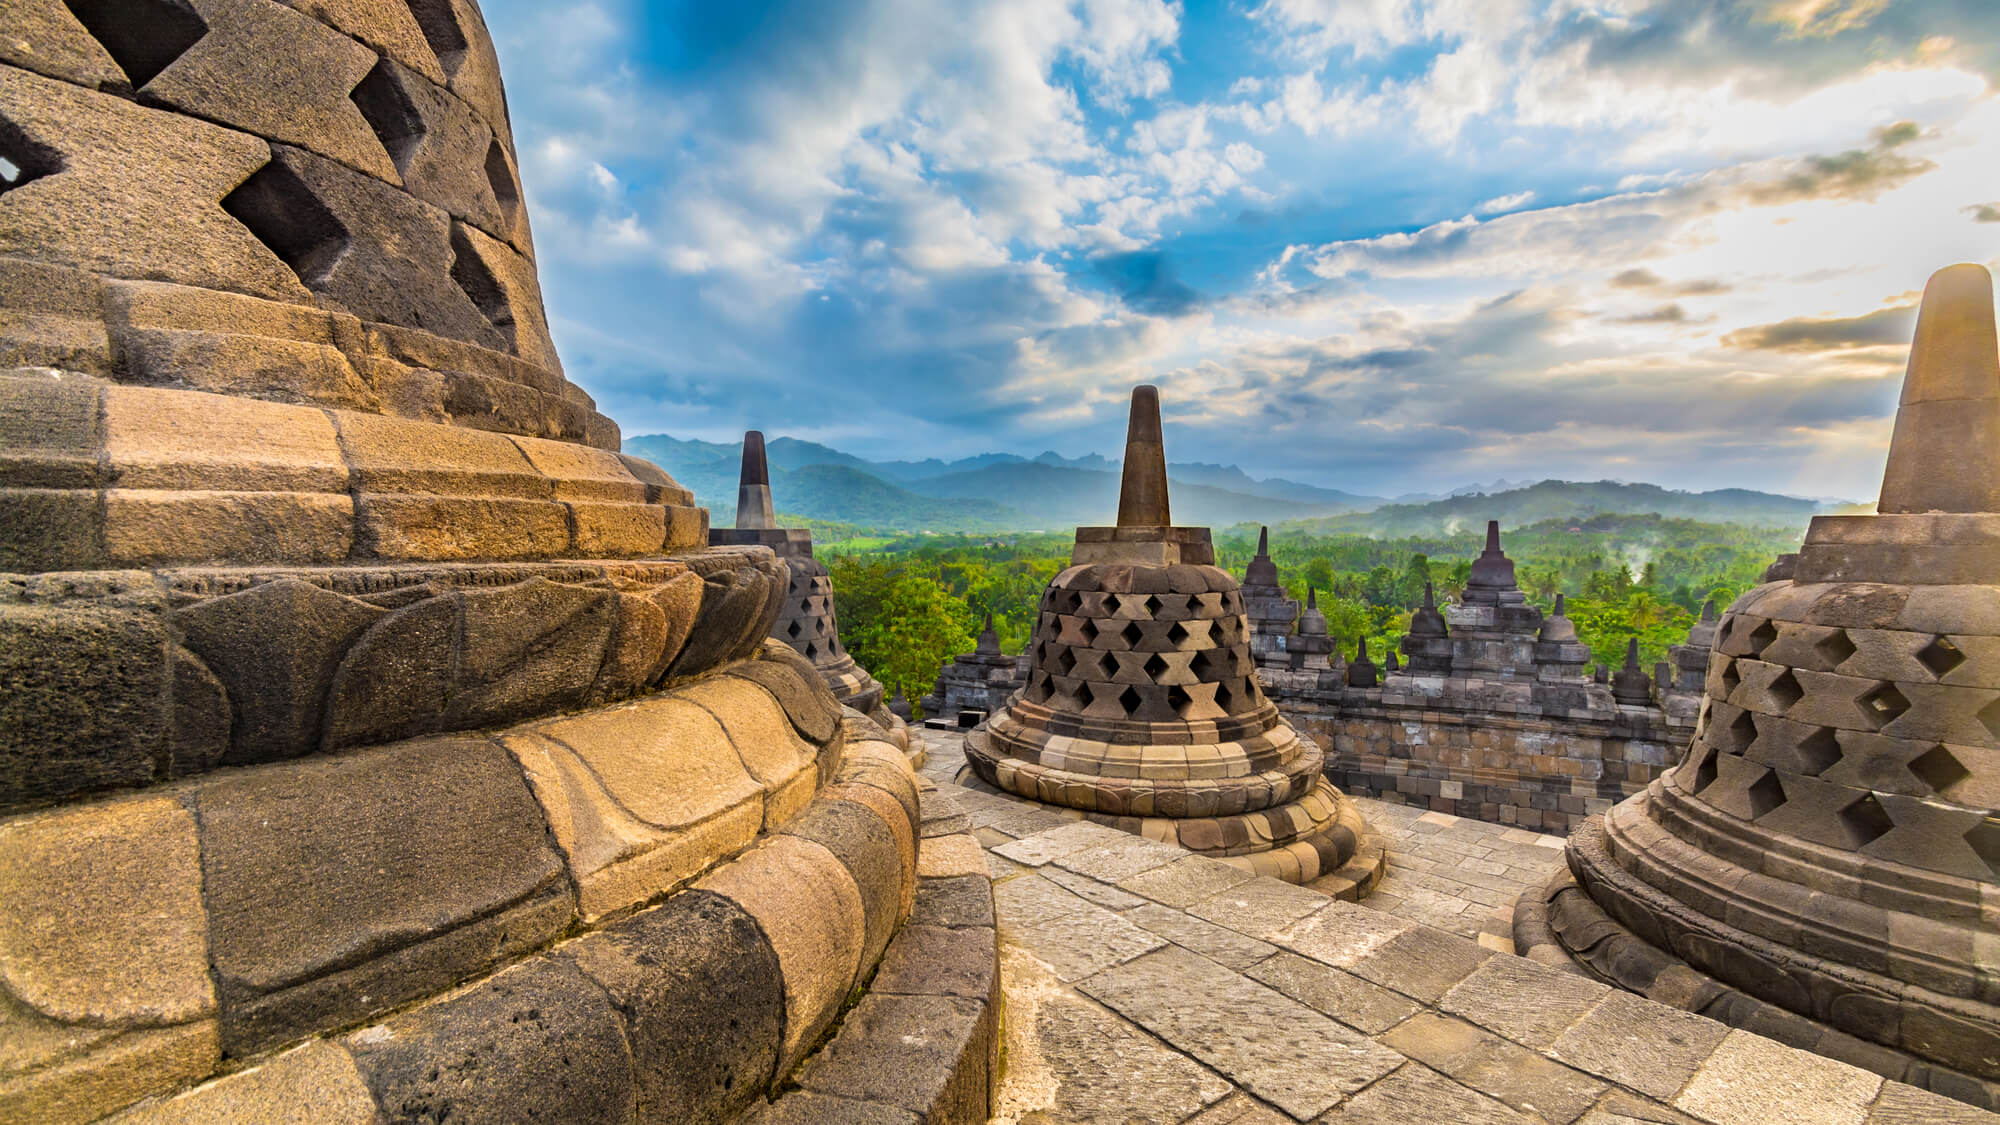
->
<box><xmin>963</xmin><ymin>386</ymin><xmax>1382</xmax><ymax>890</ymax></box>
<box><xmin>711</xmin><ymin>430</ymin><xmax>906</xmax><ymax>739</ymax></box>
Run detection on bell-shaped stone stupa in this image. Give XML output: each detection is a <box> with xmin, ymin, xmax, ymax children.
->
<box><xmin>712</xmin><ymin>430</ymin><xmax>902</xmax><ymax>733</ymax></box>
<box><xmin>0</xmin><ymin>9</ymin><xmax>967</xmax><ymax>1122</ymax></box>
<box><xmin>965</xmin><ymin>387</ymin><xmax>1382</xmax><ymax>889</ymax></box>
<box><xmin>1520</xmin><ymin>263</ymin><xmax>2000</xmax><ymax>1110</ymax></box>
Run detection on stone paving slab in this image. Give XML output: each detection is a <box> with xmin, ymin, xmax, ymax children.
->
<box><xmin>904</xmin><ymin>729</ymin><xmax>2000</xmax><ymax>1125</ymax></box>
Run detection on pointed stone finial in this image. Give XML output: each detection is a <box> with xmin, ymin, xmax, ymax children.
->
<box><xmin>1356</xmin><ymin>637</ymin><xmax>1368</xmax><ymax>660</ymax></box>
<box><xmin>1256</xmin><ymin>526</ymin><xmax>1270</xmax><ymax>557</ymax></box>
<box><xmin>1307</xmin><ymin>587</ymin><xmax>1318</xmax><ymax>609</ymax></box>
<box><xmin>735</xmin><ymin>430</ymin><xmax>778</xmax><ymax>530</ymax></box>
<box><xmin>1624</xmin><ymin>637</ymin><xmax>1641</xmax><ymax>669</ymax></box>
<box><xmin>1701</xmin><ymin>600</ymin><xmax>1718</xmax><ymax>622</ymax></box>
<box><xmin>1116</xmin><ymin>385</ymin><xmax>1172</xmax><ymax>527</ymax></box>
<box><xmin>976</xmin><ymin>612</ymin><xmax>999</xmax><ymax>654</ymax></box>
<box><xmin>1385</xmin><ymin>650</ymin><xmax>1400</xmax><ymax>672</ymax></box>
<box><xmin>1553</xmin><ymin>593</ymin><xmax>1566</xmax><ymax>616</ymax></box>
<box><xmin>1879</xmin><ymin>263</ymin><xmax>2000</xmax><ymax>513</ymax></box>
<box><xmin>1468</xmin><ymin>520</ymin><xmax>1517</xmax><ymax>591</ymax></box>
<box><xmin>1423</xmin><ymin>582</ymin><xmax>1436</xmax><ymax>610</ymax></box>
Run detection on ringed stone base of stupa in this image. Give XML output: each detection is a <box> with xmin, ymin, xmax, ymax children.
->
<box><xmin>1514</xmin><ymin>782</ymin><xmax>2000</xmax><ymax>1111</ymax></box>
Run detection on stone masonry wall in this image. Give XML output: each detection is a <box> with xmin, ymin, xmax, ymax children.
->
<box><xmin>1278</xmin><ymin>690</ymin><xmax>1681</xmax><ymax>834</ymax></box>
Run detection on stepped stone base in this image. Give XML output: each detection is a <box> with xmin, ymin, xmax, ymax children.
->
<box><xmin>1516</xmin><ymin>799</ymin><xmax>2000</xmax><ymax>1111</ymax></box>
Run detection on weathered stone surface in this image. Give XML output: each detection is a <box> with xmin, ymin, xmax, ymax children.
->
<box><xmin>261</xmin><ymin>144</ymin><xmax>503</xmax><ymax>347</ymax></box>
<box><xmin>355</xmin><ymin>56</ymin><xmax>508</xmax><ymax>233</ymax></box>
<box><xmin>1318</xmin><ymin>1062</ymin><xmax>1541</xmax><ymax>1125</ymax></box>
<box><xmin>0</xmin><ymin>368</ymin><xmax>104</xmax><ymax>488</ymax></box>
<box><xmin>192</xmin><ymin>736</ymin><xmax>573</xmax><ymax>1053</ymax></box>
<box><xmin>918</xmin><ymin>832</ymin><xmax>991</xmax><ymax>879</ymax></box>
<box><xmin>0</xmin><ymin>576</ymin><xmax>170</xmax><ymax>809</ymax></box>
<box><xmin>1868</xmin><ymin>1080</ymin><xmax>2000</xmax><ymax>1124</ymax></box>
<box><xmin>562</xmin><ymin>890</ymin><xmax>784</xmax><ymax>1123</ymax></box>
<box><xmin>697</xmin><ymin>835</ymin><xmax>866</xmax><ymax>1071</ymax></box>
<box><xmin>1125</xmin><ymin>903</ymin><xmax>1278</xmax><ymax>971</ymax></box>
<box><xmin>1245</xmin><ymin>951</ymin><xmax>1421</xmax><ymax>1035</ymax></box>
<box><xmin>0</xmin><ymin>1</ymin><xmax>125</xmax><ymax>87</ymax></box>
<box><xmin>0</xmin><ymin>67</ymin><xmax>308</xmax><ymax>301</ymax></box>
<box><xmin>104</xmin><ymin>1040</ymin><xmax>377</xmax><ymax>1125</ymax></box>
<box><xmin>1441</xmin><ymin>951</ymin><xmax>1611</xmax><ymax>1049</ymax></box>
<box><xmin>1118</xmin><ymin>854</ymin><xmax>1257</xmax><ymax>908</ymax></box>
<box><xmin>1078</xmin><ymin>945</ymin><xmax>1404</xmax><ymax>1119</ymax></box>
<box><xmin>873</xmin><ymin>924</ymin><xmax>999</xmax><ymax>1002</ymax></box>
<box><xmin>793</xmin><ymin>993</ymin><xmax>991</xmax><ymax>1123</ymax></box>
<box><xmin>994</xmin><ymin>819</ymin><xmax>1131</xmax><ymax>867</ymax></box>
<box><xmin>781</xmin><ymin>799</ymin><xmax>906</xmax><ymax>972</ymax></box>
<box><xmin>747</xmin><ymin>1092</ymin><xmax>920</xmax><ymax>1124</ymax></box>
<box><xmin>275</xmin><ymin>0</ymin><xmax>448</xmax><ymax>83</ymax></box>
<box><xmin>103</xmin><ymin>386</ymin><xmax>348</xmax><ymax>492</ymax></box>
<box><xmin>145</xmin><ymin>0</ymin><xmax>398</xmax><ymax>182</ymax></box>
<box><xmin>994</xmin><ymin>947</ymin><xmax>1231</xmax><ymax>1125</ymax></box>
<box><xmin>1552</xmin><ymin>991</ymin><xmax>1730</xmax><ymax>1100</ymax></box>
<box><xmin>1009</xmin><ymin>898</ymin><xmax>1165</xmax><ymax>982</ymax></box>
<box><xmin>1267</xmin><ymin>901</ymin><xmax>1415</xmax><ymax>968</ymax></box>
<box><xmin>1673</xmin><ymin>1030</ymin><xmax>1881</xmax><ymax>1125</ymax></box>
<box><xmin>0</xmin><ymin>795</ymin><xmax>213</xmax><ymax>1024</ymax></box>
<box><xmin>1052</xmin><ymin>834</ymin><xmax>1186</xmax><ymax>884</ymax></box>
<box><xmin>451</xmin><ymin>220</ymin><xmax>561</xmax><ymax>374</ymax></box>
<box><xmin>175</xmin><ymin>577</ymin><xmax>384</xmax><ymax>763</ymax></box>
<box><xmin>0</xmin><ymin>1020</ymin><xmax>221</xmax><ymax>1125</ymax></box>
<box><xmin>348</xmin><ymin>957</ymin><xmax>636</xmax><ymax>1125</ymax></box>
<box><xmin>506</xmin><ymin>692</ymin><xmax>767</xmax><ymax>916</ymax></box>
<box><xmin>1186</xmin><ymin>877</ymin><xmax>1335</xmax><ymax>940</ymax></box>
<box><xmin>102</xmin><ymin>488</ymin><xmax>357</xmax><ymax>565</ymax></box>
<box><xmin>1381</xmin><ymin>1012</ymin><xmax>1606</xmax><ymax>1124</ymax></box>
<box><xmin>1041</xmin><ymin>865</ymin><xmax>1147</xmax><ymax>909</ymax></box>
<box><xmin>1349</xmin><ymin>922</ymin><xmax>1493</xmax><ymax>1003</ymax></box>
<box><xmin>911</xmin><ymin>874</ymin><xmax>996</xmax><ymax>930</ymax></box>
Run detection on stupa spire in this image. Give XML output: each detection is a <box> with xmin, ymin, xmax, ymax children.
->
<box><xmin>1256</xmin><ymin>525</ymin><xmax>1270</xmax><ymax>557</ymax></box>
<box><xmin>1878</xmin><ymin>263</ymin><xmax>2000</xmax><ymax>514</ymax></box>
<box><xmin>976</xmin><ymin>612</ymin><xmax>1000</xmax><ymax>654</ymax></box>
<box><xmin>735</xmin><ymin>430</ymin><xmax>778</xmax><ymax>530</ymax></box>
<box><xmin>1116</xmin><ymin>385</ymin><xmax>1172</xmax><ymax>527</ymax></box>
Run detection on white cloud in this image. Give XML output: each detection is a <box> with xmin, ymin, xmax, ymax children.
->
<box><xmin>1476</xmin><ymin>190</ymin><xmax>1536</xmax><ymax>214</ymax></box>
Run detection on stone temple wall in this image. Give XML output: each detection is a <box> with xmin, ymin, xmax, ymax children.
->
<box><xmin>1276</xmin><ymin>685</ymin><xmax>1682</xmax><ymax>834</ymax></box>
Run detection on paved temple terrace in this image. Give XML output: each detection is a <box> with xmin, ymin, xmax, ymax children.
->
<box><xmin>911</xmin><ymin>729</ymin><xmax>1995</xmax><ymax>1125</ymax></box>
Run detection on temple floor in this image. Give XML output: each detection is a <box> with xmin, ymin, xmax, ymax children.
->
<box><xmin>908</xmin><ymin>728</ymin><xmax>1996</xmax><ymax>1125</ymax></box>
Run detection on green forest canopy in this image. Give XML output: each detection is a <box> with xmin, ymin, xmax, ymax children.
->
<box><xmin>823</xmin><ymin>514</ymin><xmax>1802</xmax><ymax>711</ymax></box>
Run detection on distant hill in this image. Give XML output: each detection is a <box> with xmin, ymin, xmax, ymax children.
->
<box><xmin>1284</xmin><ymin>479</ymin><xmax>1835</xmax><ymax>537</ymax></box>
<box><xmin>621</xmin><ymin>434</ymin><xmax>1024</xmax><ymax>531</ymax></box>
<box><xmin>623</xmin><ymin>433</ymin><xmax>1847</xmax><ymax>537</ymax></box>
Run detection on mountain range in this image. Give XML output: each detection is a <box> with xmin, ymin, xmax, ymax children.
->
<box><xmin>621</xmin><ymin>433</ymin><xmax>1853</xmax><ymax>535</ymax></box>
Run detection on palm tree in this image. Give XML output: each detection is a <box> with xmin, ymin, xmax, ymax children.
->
<box><xmin>1627</xmin><ymin>591</ymin><xmax>1667</xmax><ymax>631</ymax></box>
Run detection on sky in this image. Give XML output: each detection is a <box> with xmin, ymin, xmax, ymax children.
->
<box><xmin>481</xmin><ymin>0</ymin><xmax>2000</xmax><ymax>500</ymax></box>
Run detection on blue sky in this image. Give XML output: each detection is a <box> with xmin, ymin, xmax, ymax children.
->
<box><xmin>481</xmin><ymin>0</ymin><xmax>2000</xmax><ymax>499</ymax></box>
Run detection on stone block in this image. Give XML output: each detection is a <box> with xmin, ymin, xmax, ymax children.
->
<box><xmin>103</xmin><ymin>489</ymin><xmax>357</xmax><ymax>565</ymax></box>
<box><xmin>561</xmin><ymin>890</ymin><xmax>784</xmax><ymax>1122</ymax></box>
<box><xmin>872</xmin><ymin>924</ymin><xmax>999</xmax><ymax>1002</ymax></box>
<box><xmin>910</xmin><ymin>874</ymin><xmax>996</xmax><ymax>929</ymax></box>
<box><xmin>1077</xmin><ymin>945</ymin><xmax>1403</xmax><ymax>1120</ymax></box>
<box><xmin>1125</xmin><ymin>902</ymin><xmax>1279</xmax><ymax>971</ymax></box>
<box><xmin>0</xmin><ymin>485</ymin><xmax>103</xmax><ymax>571</ymax></box>
<box><xmin>0</xmin><ymin>1021</ymin><xmax>220</xmax><ymax>1125</ymax></box>
<box><xmin>1379</xmin><ymin>1013</ymin><xmax>1606</xmax><ymax>1124</ymax></box>
<box><xmin>504</xmin><ymin>696</ymin><xmax>765</xmax><ymax>920</ymax></box>
<box><xmin>101</xmin><ymin>386</ymin><xmax>347</xmax><ymax>493</ymax></box>
<box><xmin>0</xmin><ymin>0</ymin><xmax>125</xmax><ymax>87</ymax></box>
<box><xmin>333</xmin><ymin>408</ymin><xmax>547</xmax><ymax>498</ymax></box>
<box><xmin>102</xmin><ymin>1040</ymin><xmax>377</xmax><ymax>1125</ymax></box>
<box><xmin>451</xmin><ymin>220</ymin><xmax>562</xmax><ymax>374</ymax></box>
<box><xmin>175</xmin><ymin>577</ymin><xmax>385</xmax><ymax>764</ymax></box>
<box><xmin>681</xmin><ymin>676</ymin><xmax>818</xmax><ymax>799</ymax></box>
<box><xmin>347</xmin><ymin>957</ymin><xmax>635</xmax><ymax>1124</ymax></box>
<box><xmin>918</xmin><ymin>832</ymin><xmax>991</xmax><ymax>879</ymax></box>
<box><xmin>0</xmin><ymin>368</ymin><xmax>104</xmax><ymax>488</ymax></box>
<box><xmin>1185</xmin><ymin>874</ymin><xmax>1335</xmax><ymax>940</ymax></box>
<box><xmin>354</xmin><ymin>55</ymin><xmax>508</xmax><ymax>231</ymax></box>
<box><xmin>794</xmin><ymin>993</ymin><xmax>991</xmax><ymax>1123</ymax></box>
<box><xmin>1439</xmin><ymin>950</ymin><xmax>1611</xmax><ymax>1049</ymax></box>
<box><xmin>0</xmin><ymin>795</ymin><xmax>214</xmax><ymax>1025</ymax></box>
<box><xmin>729</xmin><ymin>655</ymin><xmax>843</xmax><ymax>745</ymax></box>
<box><xmin>1349</xmin><ymin>920</ymin><xmax>1493</xmax><ymax>1003</ymax></box>
<box><xmin>1318</xmin><ymin>1062</ymin><xmax>1540</xmax><ymax>1125</ymax></box>
<box><xmin>697</xmin><ymin>835</ymin><xmax>867</xmax><ymax>1072</ymax></box>
<box><xmin>780</xmin><ymin>799</ymin><xmax>907</xmax><ymax>973</ymax></box>
<box><xmin>191</xmin><ymin>736</ymin><xmax>573</xmax><ymax>1054</ymax></box>
<box><xmin>1673</xmin><ymin>1029</ymin><xmax>1881</xmax><ymax>1125</ymax></box>
<box><xmin>144</xmin><ymin>0</ymin><xmax>396</xmax><ymax>181</ymax></box>
<box><xmin>0</xmin><ymin>580</ymin><xmax>170</xmax><ymax>809</ymax></box>
<box><xmin>1268</xmin><ymin>902</ymin><xmax>1415</xmax><ymax>968</ymax></box>
<box><xmin>119</xmin><ymin>328</ymin><xmax>379</xmax><ymax>413</ymax></box>
<box><xmin>747</xmin><ymin>1093</ymin><xmax>920</xmax><ymax>1124</ymax></box>
<box><xmin>1245</xmin><ymin>951</ymin><xmax>1421</xmax><ymax>1035</ymax></box>
<box><xmin>0</xmin><ymin>67</ymin><xmax>307</xmax><ymax>301</ymax></box>
<box><xmin>1551</xmin><ymin>990</ymin><xmax>1730</xmax><ymax>1100</ymax></box>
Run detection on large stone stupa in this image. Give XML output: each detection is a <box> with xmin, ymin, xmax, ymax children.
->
<box><xmin>0</xmin><ymin>7</ymin><xmax>991</xmax><ymax>1122</ymax></box>
<box><xmin>964</xmin><ymin>386</ymin><xmax>1382</xmax><ymax>890</ymax></box>
<box><xmin>1519</xmin><ymin>263</ymin><xmax>2000</xmax><ymax>1110</ymax></box>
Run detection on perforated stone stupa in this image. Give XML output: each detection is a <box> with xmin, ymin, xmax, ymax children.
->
<box><xmin>964</xmin><ymin>386</ymin><xmax>1383</xmax><ymax>889</ymax></box>
<box><xmin>920</xmin><ymin>613</ymin><xmax>1029</xmax><ymax>724</ymax></box>
<box><xmin>712</xmin><ymin>429</ymin><xmax>903</xmax><ymax>738</ymax></box>
<box><xmin>0</xmin><ymin>7</ymin><xmax>992</xmax><ymax>1122</ymax></box>
<box><xmin>1519</xmin><ymin>263</ymin><xmax>2000</xmax><ymax>1111</ymax></box>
